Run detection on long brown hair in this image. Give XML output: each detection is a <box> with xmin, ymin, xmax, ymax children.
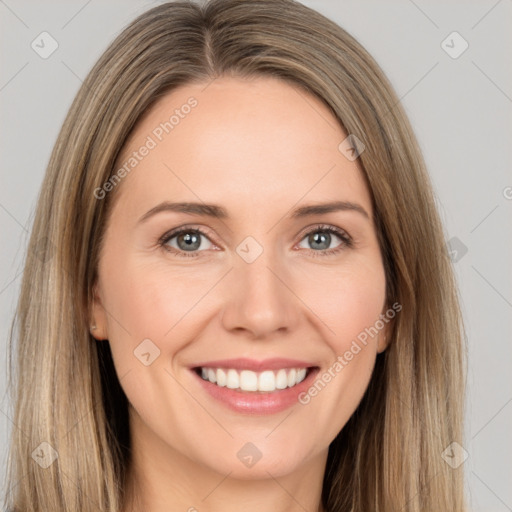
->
<box><xmin>5</xmin><ymin>0</ymin><xmax>467</xmax><ymax>510</ymax></box>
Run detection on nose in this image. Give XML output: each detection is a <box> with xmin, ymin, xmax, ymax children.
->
<box><xmin>220</xmin><ymin>249</ymin><xmax>300</xmax><ymax>339</ymax></box>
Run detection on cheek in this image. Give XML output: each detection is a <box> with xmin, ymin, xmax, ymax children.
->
<box><xmin>299</xmin><ymin>256</ymin><xmax>387</xmax><ymax>348</ymax></box>
<box><xmin>293</xmin><ymin>258</ymin><xmax>386</xmax><ymax>442</ymax></box>
<box><xmin>101</xmin><ymin>254</ymin><xmax>212</xmax><ymax>341</ymax></box>
<box><xmin>99</xmin><ymin>259</ymin><xmax>202</xmax><ymax>422</ymax></box>
<box><xmin>98</xmin><ymin>255</ymin><xmax>222</xmax><ymax>404</ymax></box>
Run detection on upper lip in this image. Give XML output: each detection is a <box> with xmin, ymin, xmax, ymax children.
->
<box><xmin>191</xmin><ymin>358</ymin><xmax>316</xmax><ymax>372</ymax></box>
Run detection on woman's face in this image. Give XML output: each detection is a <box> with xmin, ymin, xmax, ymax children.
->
<box><xmin>92</xmin><ymin>76</ymin><xmax>390</xmax><ymax>480</ymax></box>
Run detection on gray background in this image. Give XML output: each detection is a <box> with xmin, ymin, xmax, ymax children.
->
<box><xmin>1</xmin><ymin>0</ymin><xmax>511</xmax><ymax>510</ymax></box>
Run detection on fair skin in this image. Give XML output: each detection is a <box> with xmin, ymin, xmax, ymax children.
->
<box><xmin>91</xmin><ymin>75</ymin><xmax>390</xmax><ymax>512</ymax></box>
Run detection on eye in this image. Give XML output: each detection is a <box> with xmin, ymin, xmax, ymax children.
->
<box><xmin>296</xmin><ymin>224</ymin><xmax>352</xmax><ymax>257</ymax></box>
<box><xmin>159</xmin><ymin>223</ymin><xmax>353</xmax><ymax>259</ymax></box>
<box><xmin>159</xmin><ymin>226</ymin><xmax>215</xmax><ymax>258</ymax></box>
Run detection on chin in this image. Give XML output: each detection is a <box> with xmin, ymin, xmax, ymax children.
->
<box><xmin>194</xmin><ymin>438</ymin><xmax>319</xmax><ymax>480</ymax></box>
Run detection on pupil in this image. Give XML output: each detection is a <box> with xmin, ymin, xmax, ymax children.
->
<box><xmin>179</xmin><ymin>232</ymin><xmax>200</xmax><ymax>251</ymax></box>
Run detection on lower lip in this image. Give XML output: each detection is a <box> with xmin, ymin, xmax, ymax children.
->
<box><xmin>191</xmin><ymin>368</ymin><xmax>319</xmax><ymax>415</ymax></box>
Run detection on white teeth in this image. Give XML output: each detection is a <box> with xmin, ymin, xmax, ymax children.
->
<box><xmin>276</xmin><ymin>369</ymin><xmax>288</xmax><ymax>389</ymax></box>
<box><xmin>286</xmin><ymin>368</ymin><xmax>296</xmax><ymax>388</ymax></box>
<box><xmin>226</xmin><ymin>369</ymin><xmax>239</xmax><ymax>389</ymax></box>
<box><xmin>198</xmin><ymin>367</ymin><xmax>310</xmax><ymax>392</ymax></box>
<box><xmin>216</xmin><ymin>368</ymin><xmax>227</xmax><ymax>387</ymax></box>
<box><xmin>258</xmin><ymin>370</ymin><xmax>275</xmax><ymax>391</ymax></box>
<box><xmin>239</xmin><ymin>370</ymin><xmax>258</xmax><ymax>391</ymax></box>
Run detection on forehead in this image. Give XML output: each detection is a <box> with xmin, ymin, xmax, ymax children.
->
<box><xmin>112</xmin><ymin>76</ymin><xmax>372</xmax><ymax>218</ymax></box>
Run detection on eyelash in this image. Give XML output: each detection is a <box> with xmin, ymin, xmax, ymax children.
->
<box><xmin>158</xmin><ymin>224</ymin><xmax>353</xmax><ymax>259</ymax></box>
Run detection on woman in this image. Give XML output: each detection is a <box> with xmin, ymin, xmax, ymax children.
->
<box><xmin>5</xmin><ymin>0</ymin><xmax>467</xmax><ymax>510</ymax></box>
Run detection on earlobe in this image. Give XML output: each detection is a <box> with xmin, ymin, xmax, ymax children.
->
<box><xmin>89</xmin><ymin>323</ymin><xmax>101</xmax><ymax>338</ymax></box>
<box><xmin>90</xmin><ymin>283</ymin><xmax>108</xmax><ymax>340</ymax></box>
<box><xmin>377</xmin><ymin>334</ymin><xmax>389</xmax><ymax>354</ymax></box>
<box><xmin>376</xmin><ymin>318</ymin><xmax>393</xmax><ymax>354</ymax></box>
<box><xmin>375</xmin><ymin>298</ymin><xmax>399</xmax><ymax>354</ymax></box>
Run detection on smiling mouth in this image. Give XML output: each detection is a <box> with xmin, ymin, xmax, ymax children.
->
<box><xmin>193</xmin><ymin>366</ymin><xmax>316</xmax><ymax>393</ymax></box>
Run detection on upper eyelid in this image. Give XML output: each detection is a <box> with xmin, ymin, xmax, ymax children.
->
<box><xmin>159</xmin><ymin>224</ymin><xmax>217</xmax><ymax>246</ymax></box>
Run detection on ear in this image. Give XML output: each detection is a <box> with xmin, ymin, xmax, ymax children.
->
<box><xmin>376</xmin><ymin>310</ymin><xmax>394</xmax><ymax>354</ymax></box>
<box><xmin>90</xmin><ymin>282</ymin><xmax>109</xmax><ymax>340</ymax></box>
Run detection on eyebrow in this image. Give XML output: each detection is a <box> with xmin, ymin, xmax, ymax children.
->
<box><xmin>138</xmin><ymin>200</ymin><xmax>370</xmax><ymax>223</ymax></box>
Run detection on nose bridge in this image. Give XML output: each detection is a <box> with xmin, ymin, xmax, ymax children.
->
<box><xmin>221</xmin><ymin>242</ymin><xmax>297</xmax><ymax>337</ymax></box>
